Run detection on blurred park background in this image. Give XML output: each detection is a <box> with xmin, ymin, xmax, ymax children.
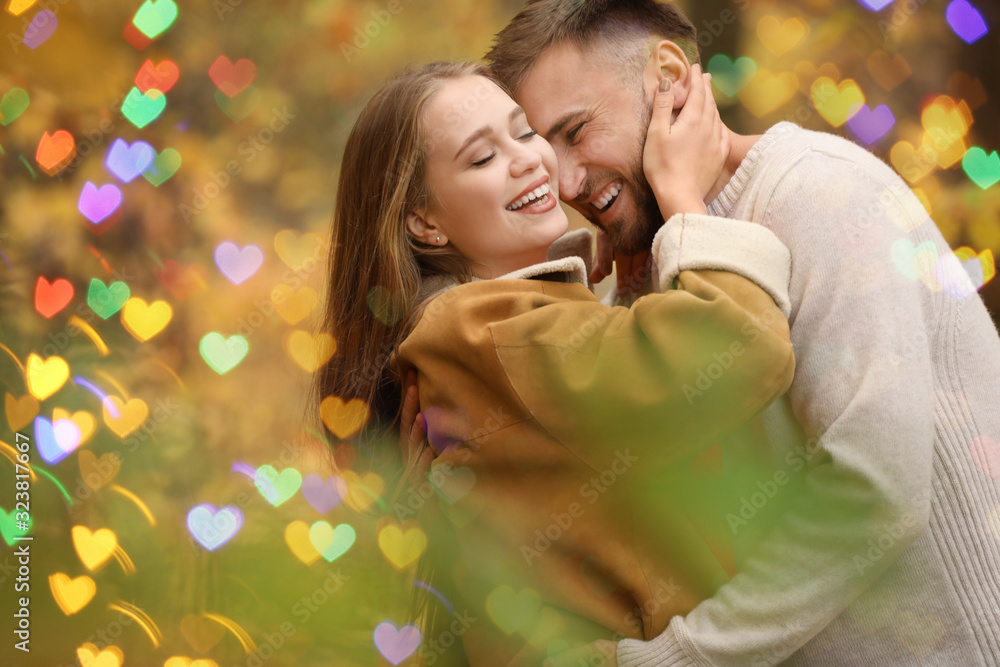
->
<box><xmin>0</xmin><ymin>0</ymin><xmax>998</xmax><ymax>665</ymax></box>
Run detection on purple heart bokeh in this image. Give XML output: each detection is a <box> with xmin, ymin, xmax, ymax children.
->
<box><xmin>187</xmin><ymin>504</ymin><xmax>243</xmax><ymax>550</ymax></box>
<box><xmin>78</xmin><ymin>182</ymin><xmax>123</xmax><ymax>223</ymax></box>
<box><xmin>947</xmin><ymin>0</ymin><xmax>988</xmax><ymax>44</ymax></box>
<box><xmin>373</xmin><ymin>622</ymin><xmax>421</xmax><ymax>665</ymax></box>
<box><xmin>214</xmin><ymin>241</ymin><xmax>264</xmax><ymax>285</ymax></box>
<box><xmin>846</xmin><ymin>104</ymin><xmax>896</xmax><ymax>145</ymax></box>
<box><xmin>302</xmin><ymin>474</ymin><xmax>346</xmax><ymax>514</ymax></box>
<box><xmin>53</xmin><ymin>419</ymin><xmax>82</xmax><ymax>454</ymax></box>
<box><xmin>857</xmin><ymin>0</ymin><xmax>894</xmax><ymax>10</ymax></box>
<box><xmin>935</xmin><ymin>253</ymin><xmax>977</xmax><ymax>300</ymax></box>
<box><xmin>23</xmin><ymin>10</ymin><xmax>57</xmax><ymax>49</ymax></box>
<box><xmin>105</xmin><ymin>138</ymin><xmax>155</xmax><ymax>183</ymax></box>
<box><xmin>35</xmin><ymin>417</ymin><xmax>78</xmax><ymax>465</ymax></box>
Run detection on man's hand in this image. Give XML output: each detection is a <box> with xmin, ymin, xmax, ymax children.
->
<box><xmin>642</xmin><ymin>62</ymin><xmax>730</xmax><ymax>220</ymax></box>
<box><xmin>544</xmin><ymin>639</ymin><xmax>618</xmax><ymax>667</ymax></box>
<box><xmin>399</xmin><ymin>370</ymin><xmax>431</xmax><ymax>483</ymax></box>
<box><xmin>589</xmin><ymin>230</ymin><xmax>653</xmax><ymax>299</ymax></box>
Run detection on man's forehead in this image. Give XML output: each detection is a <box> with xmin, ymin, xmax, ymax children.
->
<box><xmin>516</xmin><ymin>41</ymin><xmax>603</xmax><ymax>131</ymax></box>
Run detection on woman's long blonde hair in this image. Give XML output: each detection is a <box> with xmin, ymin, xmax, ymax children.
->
<box><xmin>312</xmin><ymin>62</ymin><xmax>490</xmax><ymax>656</ymax></box>
<box><xmin>313</xmin><ymin>61</ymin><xmax>483</xmax><ymax>456</ymax></box>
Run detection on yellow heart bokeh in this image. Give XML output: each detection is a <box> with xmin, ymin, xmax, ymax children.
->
<box><xmin>955</xmin><ymin>247</ymin><xmax>996</xmax><ymax>285</ymax></box>
<box><xmin>319</xmin><ymin>396</ymin><xmax>369</xmax><ymax>439</ymax></box>
<box><xmin>6</xmin><ymin>0</ymin><xmax>38</xmax><ymax>16</ymax></box>
<box><xmin>273</xmin><ymin>229</ymin><xmax>329</xmax><ymax>271</ymax></box>
<box><xmin>341</xmin><ymin>470</ymin><xmax>384</xmax><ymax>511</ymax></box>
<box><xmin>285</xmin><ymin>520</ymin><xmax>322</xmax><ymax>564</ymax></box>
<box><xmin>924</xmin><ymin>132</ymin><xmax>966</xmax><ymax>170</ymax></box>
<box><xmin>72</xmin><ymin>525</ymin><xmax>118</xmax><ymax>571</ymax></box>
<box><xmin>756</xmin><ymin>15</ymin><xmax>809</xmax><ymax>56</ymax></box>
<box><xmin>165</xmin><ymin>657</ymin><xmax>220</xmax><ymax>667</ymax></box>
<box><xmin>26</xmin><ymin>353</ymin><xmax>70</xmax><ymax>400</ymax></box>
<box><xmin>285</xmin><ymin>330</ymin><xmax>336</xmax><ymax>372</ymax></box>
<box><xmin>377</xmin><ymin>520</ymin><xmax>428</xmax><ymax>570</ymax></box>
<box><xmin>77</xmin><ymin>643</ymin><xmax>124</xmax><ymax>667</ymax></box>
<box><xmin>889</xmin><ymin>141</ymin><xmax>936</xmax><ymax>184</ymax></box>
<box><xmin>811</xmin><ymin>76</ymin><xmax>864</xmax><ymax>127</ymax></box>
<box><xmin>520</xmin><ymin>606</ymin><xmax>566</xmax><ymax>650</ymax></box>
<box><xmin>920</xmin><ymin>97</ymin><xmax>970</xmax><ymax>137</ymax></box>
<box><xmin>50</xmin><ymin>572</ymin><xmax>96</xmax><ymax>615</ymax></box>
<box><xmin>122</xmin><ymin>297</ymin><xmax>173</xmax><ymax>342</ymax></box>
<box><xmin>102</xmin><ymin>395</ymin><xmax>149</xmax><ymax>437</ymax></box>
<box><xmin>867</xmin><ymin>51</ymin><xmax>911</xmax><ymax>91</ymax></box>
<box><xmin>914</xmin><ymin>247</ymin><xmax>941</xmax><ymax>293</ymax></box>
<box><xmin>180</xmin><ymin>614</ymin><xmax>226</xmax><ymax>654</ymax></box>
<box><xmin>737</xmin><ymin>69</ymin><xmax>797</xmax><ymax>118</ymax></box>
<box><xmin>78</xmin><ymin>450</ymin><xmax>121</xmax><ymax>490</ymax></box>
<box><xmin>5</xmin><ymin>392</ymin><xmax>39</xmax><ymax>431</ymax></box>
<box><xmin>272</xmin><ymin>284</ymin><xmax>319</xmax><ymax>325</ymax></box>
<box><xmin>791</xmin><ymin>60</ymin><xmax>840</xmax><ymax>94</ymax></box>
<box><xmin>53</xmin><ymin>407</ymin><xmax>96</xmax><ymax>445</ymax></box>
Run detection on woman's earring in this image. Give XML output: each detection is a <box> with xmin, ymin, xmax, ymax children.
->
<box><xmin>436</xmin><ymin>235</ymin><xmax>440</xmax><ymax>244</ymax></box>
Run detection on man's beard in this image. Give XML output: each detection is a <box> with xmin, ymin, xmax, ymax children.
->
<box><xmin>602</xmin><ymin>94</ymin><xmax>663</xmax><ymax>256</ymax></box>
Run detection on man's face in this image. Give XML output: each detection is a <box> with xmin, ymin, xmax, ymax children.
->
<box><xmin>517</xmin><ymin>40</ymin><xmax>662</xmax><ymax>255</ymax></box>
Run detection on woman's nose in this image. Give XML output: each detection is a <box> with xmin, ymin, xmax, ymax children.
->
<box><xmin>510</xmin><ymin>143</ymin><xmax>542</xmax><ymax>176</ymax></box>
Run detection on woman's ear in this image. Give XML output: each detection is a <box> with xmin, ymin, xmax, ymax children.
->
<box><xmin>405</xmin><ymin>210</ymin><xmax>447</xmax><ymax>246</ymax></box>
<box><xmin>643</xmin><ymin>39</ymin><xmax>692</xmax><ymax>110</ymax></box>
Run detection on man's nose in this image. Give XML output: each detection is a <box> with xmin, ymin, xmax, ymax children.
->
<box><xmin>558</xmin><ymin>153</ymin><xmax>586</xmax><ymax>203</ymax></box>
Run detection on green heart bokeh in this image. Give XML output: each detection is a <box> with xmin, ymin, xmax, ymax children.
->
<box><xmin>0</xmin><ymin>508</ymin><xmax>31</xmax><ymax>546</ymax></box>
<box><xmin>963</xmin><ymin>147</ymin><xmax>1000</xmax><ymax>190</ymax></box>
<box><xmin>254</xmin><ymin>465</ymin><xmax>303</xmax><ymax>506</ymax></box>
<box><xmin>0</xmin><ymin>87</ymin><xmax>29</xmax><ymax>126</ymax></box>
<box><xmin>87</xmin><ymin>278</ymin><xmax>131</xmax><ymax>319</ymax></box>
<box><xmin>122</xmin><ymin>86</ymin><xmax>167</xmax><ymax>129</ymax></box>
<box><xmin>310</xmin><ymin>521</ymin><xmax>356</xmax><ymax>562</ymax></box>
<box><xmin>707</xmin><ymin>54</ymin><xmax>758</xmax><ymax>97</ymax></box>
<box><xmin>132</xmin><ymin>0</ymin><xmax>179</xmax><ymax>38</ymax></box>
<box><xmin>143</xmin><ymin>148</ymin><xmax>182</xmax><ymax>186</ymax></box>
<box><xmin>215</xmin><ymin>86</ymin><xmax>261</xmax><ymax>122</ymax></box>
<box><xmin>199</xmin><ymin>332</ymin><xmax>249</xmax><ymax>374</ymax></box>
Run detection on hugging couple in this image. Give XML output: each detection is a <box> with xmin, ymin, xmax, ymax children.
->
<box><xmin>315</xmin><ymin>0</ymin><xmax>1000</xmax><ymax>665</ymax></box>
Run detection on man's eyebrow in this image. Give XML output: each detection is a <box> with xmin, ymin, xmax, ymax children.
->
<box><xmin>454</xmin><ymin>106</ymin><xmax>528</xmax><ymax>160</ymax></box>
<box><xmin>543</xmin><ymin>109</ymin><xmax>586</xmax><ymax>143</ymax></box>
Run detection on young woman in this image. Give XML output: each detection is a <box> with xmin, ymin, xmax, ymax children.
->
<box><xmin>316</xmin><ymin>61</ymin><xmax>795</xmax><ymax>664</ymax></box>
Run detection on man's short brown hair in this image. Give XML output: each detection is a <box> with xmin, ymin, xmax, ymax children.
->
<box><xmin>485</xmin><ymin>0</ymin><xmax>699</xmax><ymax>96</ymax></box>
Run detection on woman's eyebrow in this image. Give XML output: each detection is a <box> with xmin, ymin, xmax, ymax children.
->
<box><xmin>454</xmin><ymin>107</ymin><xmax>529</xmax><ymax>160</ymax></box>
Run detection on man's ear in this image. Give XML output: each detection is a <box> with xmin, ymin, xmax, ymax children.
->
<box><xmin>405</xmin><ymin>209</ymin><xmax>447</xmax><ymax>246</ymax></box>
<box><xmin>643</xmin><ymin>39</ymin><xmax>692</xmax><ymax>110</ymax></box>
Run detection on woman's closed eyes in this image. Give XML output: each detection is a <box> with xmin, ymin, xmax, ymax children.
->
<box><xmin>470</xmin><ymin>129</ymin><xmax>541</xmax><ymax>168</ymax></box>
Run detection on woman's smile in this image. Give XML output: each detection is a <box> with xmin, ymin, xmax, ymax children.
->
<box><xmin>506</xmin><ymin>178</ymin><xmax>557</xmax><ymax>214</ymax></box>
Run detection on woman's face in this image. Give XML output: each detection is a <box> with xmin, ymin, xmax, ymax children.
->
<box><xmin>412</xmin><ymin>75</ymin><xmax>569</xmax><ymax>278</ymax></box>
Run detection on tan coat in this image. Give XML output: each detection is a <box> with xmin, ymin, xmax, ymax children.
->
<box><xmin>394</xmin><ymin>230</ymin><xmax>795</xmax><ymax>665</ymax></box>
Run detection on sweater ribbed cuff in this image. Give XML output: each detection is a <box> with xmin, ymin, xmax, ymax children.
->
<box><xmin>653</xmin><ymin>213</ymin><xmax>792</xmax><ymax>318</ymax></box>
<box><xmin>617</xmin><ymin>616</ymin><xmax>701</xmax><ymax>667</ymax></box>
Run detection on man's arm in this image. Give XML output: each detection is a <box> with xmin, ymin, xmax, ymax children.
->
<box><xmin>618</xmin><ymin>151</ymin><xmax>937</xmax><ymax>666</ymax></box>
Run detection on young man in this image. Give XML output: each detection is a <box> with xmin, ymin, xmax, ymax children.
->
<box><xmin>484</xmin><ymin>1</ymin><xmax>1000</xmax><ymax>665</ymax></box>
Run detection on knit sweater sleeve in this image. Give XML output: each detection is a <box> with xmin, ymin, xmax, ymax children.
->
<box><xmin>619</xmin><ymin>149</ymin><xmax>937</xmax><ymax>666</ymax></box>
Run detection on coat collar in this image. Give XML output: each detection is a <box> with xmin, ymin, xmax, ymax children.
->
<box><xmin>419</xmin><ymin>228</ymin><xmax>594</xmax><ymax>300</ymax></box>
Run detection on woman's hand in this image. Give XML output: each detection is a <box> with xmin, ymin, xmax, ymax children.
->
<box><xmin>642</xmin><ymin>63</ymin><xmax>730</xmax><ymax>220</ymax></box>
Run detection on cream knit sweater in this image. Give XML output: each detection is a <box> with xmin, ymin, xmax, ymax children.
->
<box><xmin>616</xmin><ymin>122</ymin><xmax>1000</xmax><ymax>666</ymax></box>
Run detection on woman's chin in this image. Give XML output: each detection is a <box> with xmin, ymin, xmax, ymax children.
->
<box><xmin>547</xmin><ymin>213</ymin><xmax>571</xmax><ymax>243</ymax></box>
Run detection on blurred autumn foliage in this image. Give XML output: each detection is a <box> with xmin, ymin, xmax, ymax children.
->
<box><xmin>0</xmin><ymin>0</ymin><xmax>997</xmax><ymax>665</ymax></box>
